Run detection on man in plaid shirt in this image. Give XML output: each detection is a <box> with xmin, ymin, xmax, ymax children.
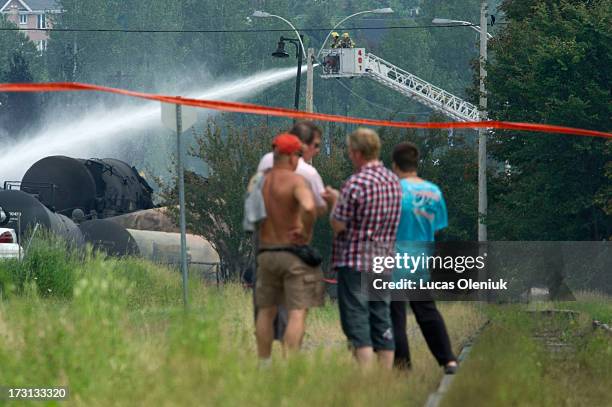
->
<box><xmin>324</xmin><ymin>128</ymin><xmax>402</xmax><ymax>369</ymax></box>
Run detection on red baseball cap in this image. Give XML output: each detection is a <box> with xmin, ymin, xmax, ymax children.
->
<box><xmin>272</xmin><ymin>133</ymin><xmax>303</xmax><ymax>155</ymax></box>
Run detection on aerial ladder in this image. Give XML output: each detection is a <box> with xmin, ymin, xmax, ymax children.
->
<box><xmin>319</xmin><ymin>48</ymin><xmax>480</xmax><ymax>122</ymax></box>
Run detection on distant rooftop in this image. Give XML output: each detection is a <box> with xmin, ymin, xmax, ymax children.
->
<box><xmin>23</xmin><ymin>0</ymin><xmax>60</xmax><ymax>11</ymax></box>
<box><xmin>0</xmin><ymin>0</ymin><xmax>60</xmax><ymax>12</ymax></box>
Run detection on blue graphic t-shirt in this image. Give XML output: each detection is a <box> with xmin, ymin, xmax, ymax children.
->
<box><xmin>395</xmin><ymin>179</ymin><xmax>448</xmax><ymax>282</ymax></box>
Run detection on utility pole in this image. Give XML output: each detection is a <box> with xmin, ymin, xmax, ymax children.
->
<box><xmin>478</xmin><ymin>0</ymin><xmax>488</xmax><ymax>242</ymax></box>
<box><xmin>72</xmin><ymin>38</ymin><xmax>78</xmax><ymax>81</ymax></box>
<box><xmin>175</xmin><ymin>105</ymin><xmax>189</xmax><ymax>309</ymax></box>
<box><xmin>161</xmin><ymin>103</ymin><xmax>197</xmax><ymax>310</ymax></box>
<box><xmin>306</xmin><ymin>48</ymin><xmax>314</xmax><ymax>112</ymax></box>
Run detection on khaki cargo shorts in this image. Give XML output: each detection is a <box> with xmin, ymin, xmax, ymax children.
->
<box><xmin>255</xmin><ymin>245</ymin><xmax>325</xmax><ymax>310</ymax></box>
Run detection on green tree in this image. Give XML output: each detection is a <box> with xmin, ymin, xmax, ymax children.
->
<box><xmin>0</xmin><ymin>52</ymin><xmax>38</xmax><ymax>135</ymax></box>
<box><xmin>425</xmin><ymin>0</ymin><xmax>484</xmax><ymax>96</ymax></box>
<box><xmin>377</xmin><ymin>123</ymin><xmax>479</xmax><ymax>241</ymax></box>
<box><xmin>0</xmin><ymin>17</ymin><xmax>44</xmax><ymax>137</ymax></box>
<box><xmin>47</xmin><ymin>0</ymin><xmax>186</xmax><ymax>88</ymax></box>
<box><xmin>163</xmin><ymin>122</ymin><xmax>275</xmax><ymax>280</ymax></box>
<box><xmin>595</xmin><ymin>140</ymin><xmax>611</xmax><ymax>218</ymax></box>
<box><xmin>487</xmin><ymin>0</ymin><xmax>611</xmax><ymax>240</ymax></box>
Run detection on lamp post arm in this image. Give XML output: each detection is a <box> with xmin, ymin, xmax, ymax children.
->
<box><xmin>470</xmin><ymin>25</ymin><xmax>493</xmax><ymax>38</ymax></box>
<box><xmin>317</xmin><ymin>10</ymin><xmax>372</xmax><ymax>59</ymax></box>
<box><xmin>434</xmin><ymin>18</ymin><xmax>493</xmax><ymax>39</ymax></box>
<box><xmin>268</xmin><ymin>14</ymin><xmax>306</xmax><ymax>57</ymax></box>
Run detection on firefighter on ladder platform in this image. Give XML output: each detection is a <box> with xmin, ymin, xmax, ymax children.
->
<box><xmin>341</xmin><ymin>33</ymin><xmax>354</xmax><ymax>48</ymax></box>
<box><xmin>330</xmin><ymin>32</ymin><xmax>341</xmax><ymax>48</ymax></box>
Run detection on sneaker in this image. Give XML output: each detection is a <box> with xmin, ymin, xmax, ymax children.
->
<box><xmin>444</xmin><ymin>362</ymin><xmax>458</xmax><ymax>374</ymax></box>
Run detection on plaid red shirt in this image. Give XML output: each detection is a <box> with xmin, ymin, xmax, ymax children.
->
<box><xmin>332</xmin><ymin>161</ymin><xmax>402</xmax><ymax>271</ymax></box>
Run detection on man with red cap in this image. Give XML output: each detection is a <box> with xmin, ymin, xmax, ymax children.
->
<box><xmin>257</xmin><ymin>121</ymin><xmax>327</xmax><ymax>216</ymax></box>
<box><xmin>255</xmin><ymin>133</ymin><xmax>324</xmax><ymax>362</ymax></box>
<box><xmin>246</xmin><ymin>122</ymin><xmax>327</xmax><ymax>348</ymax></box>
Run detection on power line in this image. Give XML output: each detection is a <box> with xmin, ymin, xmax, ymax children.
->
<box><xmin>0</xmin><ymin>23</ymin><xmax>506</xmax><ymax>34</ymax></box>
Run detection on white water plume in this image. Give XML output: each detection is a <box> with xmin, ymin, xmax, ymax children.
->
<box><xmin>0</xmin><ymin>65</ymin><xmax>307</xmax><ymax>182</ymax></box>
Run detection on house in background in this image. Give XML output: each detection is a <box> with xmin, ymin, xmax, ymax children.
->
<box><xmin>1</xmin><ymin>0</ymin><xmax>61</xmax><ymax>51</ymax></box>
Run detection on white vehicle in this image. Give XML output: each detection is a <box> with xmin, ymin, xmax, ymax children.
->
<box><xmin>0</xmin><ymin>206</ymin><xmax>22</xmax><ymax>260</ymax></box>
<box><xmin>0</xmin><ymin>228</ymin><xmax>22</xmax><ymax>259</ymax></box>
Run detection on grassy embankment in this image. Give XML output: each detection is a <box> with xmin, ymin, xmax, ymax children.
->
<box><xmin>442</xmin><ymin>295</ymin><xmax>612</xmax><ymax>407</ymax></box>
<box><xmin>0</xmin><ymin>237</ymin><xmax>485</xmax><ymax>406</ymax></box>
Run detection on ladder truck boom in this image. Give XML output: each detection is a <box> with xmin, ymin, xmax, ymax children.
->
<box><xmin>320</xmin><ymin>48</ymin><xmax>480</xmax><ymax>122</ymax></box>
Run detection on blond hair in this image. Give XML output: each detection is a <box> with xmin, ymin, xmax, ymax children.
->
<box><xmin>347</xmin><ymin>128</ymin><xmax>381</xmax><ymax>160</ymax></box>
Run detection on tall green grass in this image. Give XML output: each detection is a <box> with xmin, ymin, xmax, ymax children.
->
<box><xmin>556</xmin><ymin>290</ymin><xmax>612</xmax><ymax>323</ymax></box>
<box><xmin>442</xmin><ymin>306</ymin><xmax>612</xmax><ymax>407</ymax></box>
<box><xmin>0</xmin><ymin>233</ymin><xmax>187</xmax><ymax>307</ymax></box>
<box><xmin>0</xmin><ymin>233</ymin><xmax>80</xmax><ymax>299</ymax></box>
<box><xmin>2</xmin><ymin>236</ymin><xmax>609</xmax><ymax>406</ymax></box>
<box><xmin>0</xmin><ymin>237</ymin><xmax>487</xmax><ymax>406</ymax></box>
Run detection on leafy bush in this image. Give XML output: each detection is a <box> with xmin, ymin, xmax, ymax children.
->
<box><xmin>0</xmin><ymin>232</ymin><xmax>80</xmax><ymax>299</ymax></box>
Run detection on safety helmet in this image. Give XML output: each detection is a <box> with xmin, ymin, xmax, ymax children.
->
<box><xmin>331</xmin><ymin>32</ymin><xmax>339</xmax><ymax>38</ymax></box>
<box><xmin>342</xmin><ymin>33</ymin><xmax>349</xmax><ymax>38</ymax></box>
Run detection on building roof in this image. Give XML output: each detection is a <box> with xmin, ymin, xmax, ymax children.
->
<box><xmin>24</xmin><ymin>0</ymin><xmax>59</xmax><ymax>11</ymax></box>
<box><xmin>0</xmin><ymin>0</ymin><xmax>60</xmax><ymax>12</ymax></box>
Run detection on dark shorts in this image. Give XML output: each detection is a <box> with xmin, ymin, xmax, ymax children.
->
<box><xmin>256</xmin><ymin>246</ymin><xmax>324</xmax><ymax>310</ymax></box>
<box><xmin>336</xmin><ymin>267</ymin><xmax>394</xmax><ymax>351</ymax></box>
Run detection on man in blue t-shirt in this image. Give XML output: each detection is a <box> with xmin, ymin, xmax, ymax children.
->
<box><xmin>390</xmin><ymin>142</ymin><xmax>458</xmax><ymax>374</ymax></box>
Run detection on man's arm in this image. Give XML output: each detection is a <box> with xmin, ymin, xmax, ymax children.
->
<box><xmin>294</xmin><ymin>177</ymin><xmax>317</xmax><ymax>240</ymax></box>
<box><xmin>433</xmin><ymin>188</ymin><xmax>449</xmax><ymax>236</ymax></box>
<box><xmin>323</xmin><ymin>186</ymin><xmax>347</xmax><ymax>236</ymax></box>
<box><xmin>313</xmin><ymin>178</ymin><xmax>328</xmax><ymax>217</ymax></box>
<box><xmin>304</xmin><ymin>166</ymin><xmax>328</xmax><ymax>216</ymax></box>
<box><xmin>330</xmin><ymin>217</ymin><xmax>346</xmax><ymax>236</ymax></box>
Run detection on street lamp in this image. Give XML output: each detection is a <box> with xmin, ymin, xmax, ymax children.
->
<box><xmin>433</xmin><ymin>1</ymin><xmax>490</xmax><ymax>242</ymax></box>
<box><xmin>252</xmin><ymin>11</ymin><xmax>306</xmax><ymax>57</ymax></box>
<box><xmin>431</xmin><ymin>18</ymin><xmax>493</xmax><ymax>38</ymax></box>
<box><xmin>271</xmin><ymin>40</ymin><xmax>290</xmax><ymax>58</ymax></box>
<box><xmin>272</xmin><ymin>36</ymin><xmax>304</xmax><ymax>112</ymax></box>
<box><xmin>253</xmin><ymin>11</ymin><xmax>307</xmax><ymax>114</ymax></box>
<box><xmin>317</xmin><ymin>8</ymin><xmax>394</xmax><ymax>59</ymax></box>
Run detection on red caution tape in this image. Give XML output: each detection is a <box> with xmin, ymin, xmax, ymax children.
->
<box><xmin>1</xmin><ymin>82</ymin><xmax>610</xmax><ymax>139</ymax></box>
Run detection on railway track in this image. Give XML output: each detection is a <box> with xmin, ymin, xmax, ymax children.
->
<box><xmin>424</xmin><ymin>319</ymin><xmax>490</xmax><ymax>407</ymax></box>
<box><xmin>425</xmin><ymin>306</ymin><xmax>611</xmax><ymax>407</ymax></box>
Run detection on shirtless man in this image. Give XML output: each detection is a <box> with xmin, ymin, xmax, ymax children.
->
<box><xmin>255</xmin><ymin>133</ymin><xmax>324</xmax><ymax>362</ymax></box>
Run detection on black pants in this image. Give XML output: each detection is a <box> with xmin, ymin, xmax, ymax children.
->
<box><xmin>390</xmin><ymin>300</ymin><xmax>455</xmax><ymax>369</ymax></box>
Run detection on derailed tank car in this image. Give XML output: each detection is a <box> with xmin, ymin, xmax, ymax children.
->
<box><xmin>80</xmin><ymin>219</ymin><xmax>220</xmax><ymax>279</ymax></box>
<box><xmin>3</xmin><ymin>155</ymin><xmax>220</xmax><ymax>279</ymax></box>
<box><xmin>20</xmin><ymin>155</ymin><xmax>154</xmax><ymax>219</ymax></box>
<box><xmin>0</xmin><ymin>189</ymin><xmax>84</xmax><ymax>245</ymax></box>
